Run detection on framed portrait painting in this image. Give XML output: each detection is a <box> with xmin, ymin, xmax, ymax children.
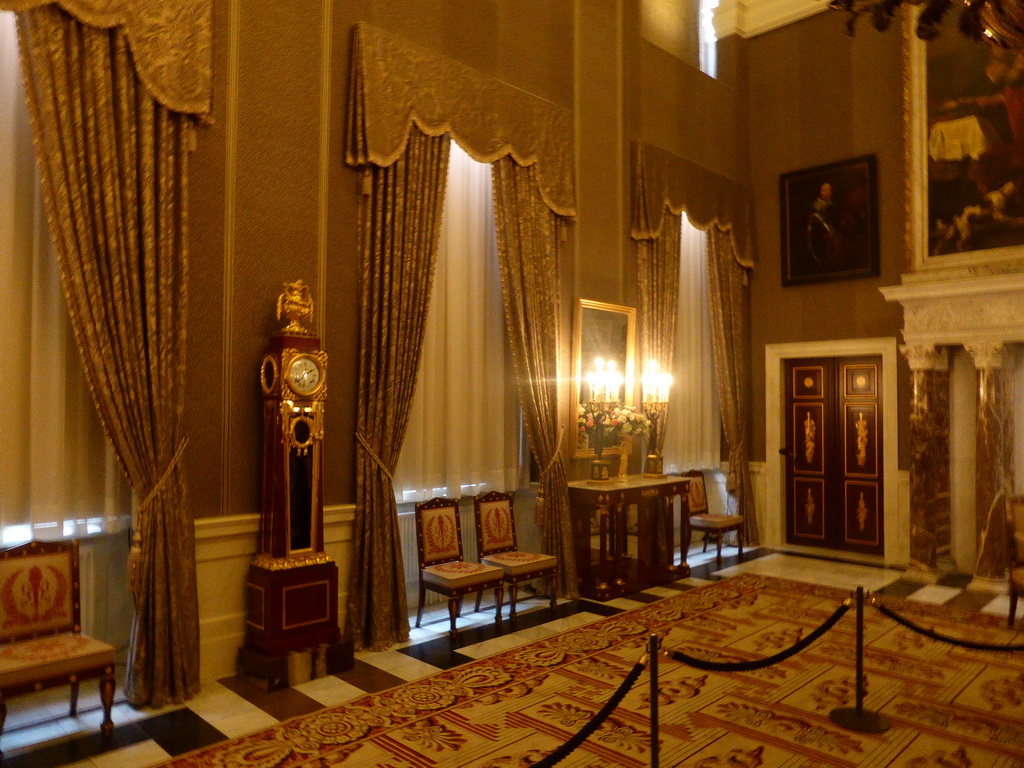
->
<box><xmin>780</xmin><ymin>155</ymin><xmax>879</xmax><ymax>287</ymax></box>
<box><xmin>906</xmin><ymin>9</ymin><xmax>1024</xmax><ymax>272</ymax></box>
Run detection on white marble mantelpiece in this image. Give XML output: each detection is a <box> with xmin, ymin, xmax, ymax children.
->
<box><xmin>880</xmin><ymin>272</ymin><xmax>1024</xmax><ymax>348</ymax></box>
<box><xmin>881</xmin><ymin>270</ymin><xmax>1023</xmax><ymax>579</ymax></box>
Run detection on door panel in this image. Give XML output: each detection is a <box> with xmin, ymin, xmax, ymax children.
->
<box><xmin>785</xmin><ymin>355</ymin><xmax>883</xmax><ymax>555</ymax></box>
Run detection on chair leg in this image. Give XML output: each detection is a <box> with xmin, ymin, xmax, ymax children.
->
<box><xmin>70</xmin><ymin>679</ymin><xmax>80</xmax><ymax>716</ymax></box>
<box><xmin>456</xmin><ymin>595</ymin><xmax>464</xmax><ymax>617</ymax></box>
<box><xmin>508</xmin><ymin>583</ymin><xmax>519</xmax><ymax>621</ymax></box>
<box><xmin>447</xmin><ymin>598</ymin><xmax>459</xmax><ymax>639</ymax></box>
<box><xmin>494</xmin><ymin>585</ymin><xmax>503</xmax><ymax>625</ymax></box>
<box><xmin>100</xmin><ymin>673</ymin><xmax>115</xmax><ymax>739</ymax></box>
<box><xmin>548</xmin><ymin>574</ymin><xmax>557</xmax><ymax>611</ymax></box>
<box><xmin>1010</xmin><ymin>589</ymin><xmax>1018</xmax><ymax>629</ymax></box>
<box><xmin>702</xmin><ymin>532</ymin><xmax>709</xmax><ymax>553</ymax></box>
<box><xmin>475</xmin><ymin>591</ymin><xmax>483</xmax><ymax>613</ymax></box>
<box><xmin>737</xmin><ymin>525</ymin><xmax>744</xmax><ymax>557</ymax></box>
<box><xmin>416</xmin><ymin>583</ymin><xmax>426</xmax><ymax>628</ymax></box>
<box><xmin>715</xmin><ymin>532</ymin><xmax>723</xmax><ymax>566</ymax></box>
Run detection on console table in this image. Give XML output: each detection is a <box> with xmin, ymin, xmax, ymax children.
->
<box><xmin>568</xmin><ymin>475</ymin><xmax>693</xmax><ymax>600</ymax></box>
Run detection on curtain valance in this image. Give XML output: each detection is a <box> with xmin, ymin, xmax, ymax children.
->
<box><xmin>631</xmin><ymin>142</ymin><xmax>754</xmax><ymax>268</ymax></box>
<box><xmin>346</xmin><ymin>23</ymin><xmax>576</xmax><ymax>217</ymax></box>
<box><xmin>0</xmin><ymin>0</ymin><xmax>211</xmax><ymax>114</ymax></box>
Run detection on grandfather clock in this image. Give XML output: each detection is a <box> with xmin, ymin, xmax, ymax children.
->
<box><xmin>241</xmin><ymin>280</ymin><xmax>345</xmax><ymax>685</ymax></box>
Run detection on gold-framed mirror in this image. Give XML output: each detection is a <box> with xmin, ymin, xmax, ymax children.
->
<box><xmin>571</xmin><ymin>298</ymin><xmax>636</xmax><ymax>458</ymax></box>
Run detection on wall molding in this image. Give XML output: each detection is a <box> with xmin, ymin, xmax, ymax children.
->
<box><xmin>194</xmin><ymin>504</ymin><xmax>355</xmax><ymax>683</ymax></box>
<box><xmin>716</xmin><ymin>0</ymin><xmax>827</xmax><ymax>39</ymax></box>
<box><xmin>220</xmin><ymin>0</ymin><xmax>240</xmax><ymax>518</ymax></box>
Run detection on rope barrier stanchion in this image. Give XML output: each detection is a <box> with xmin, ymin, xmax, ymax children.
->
<box><xmin>649</xmin><ymin>634</ymin><xmax>660</xmax><ymax>768</ymax></box>
<box><xmin>829</xmin><ymin>586</ymin><xmax>891</xmax><ymax>734</ymax></box>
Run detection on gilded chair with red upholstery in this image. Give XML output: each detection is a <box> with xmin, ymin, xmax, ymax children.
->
<box><xmin>0</xmin><ymin>540</ymin><xmax>115</xmax><ymax>755</ymax></box>
<box><xmin>414</xmin><ymin>497</ymin><xmax>504</xmax><ymax>639</ymax></box>
<box><xmin>473</xmin><ymin>491</ymin><xmax>557</xmax><ymax>621</ymax></box>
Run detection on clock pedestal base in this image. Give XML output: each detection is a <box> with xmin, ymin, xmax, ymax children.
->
<box><xmin>237</xmin><ymin>640</ymin><xmax>354</xmax><ymax>692</ymax></box>
<box><xmin>241</xmin><ymin>560</ymin><xmax>351</xmax><ymax>691</ymax></box>
<box><xmin>245</xmin><ymin>561</ymin><xmax>340</xmax><ymax>654</ymax></box>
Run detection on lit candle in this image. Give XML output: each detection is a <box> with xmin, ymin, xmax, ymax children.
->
<box><xmin>606</xmin><ymin>361</ymin><xmax>622</xmax><ymax>403</ymax></box>
<box><xmin>642</xmin><ymin>360</ymin><xmax>657</xmax><ymax>402</ymax></box>
<box><xmin>592</xmin><ymin>358</ymin><xmax>605</xmax><ymax>402</ymax></box>
<box><xmin>658</xmin><ymin>372</ymin><xmax>672</xmax><ymax>402</ymax></box>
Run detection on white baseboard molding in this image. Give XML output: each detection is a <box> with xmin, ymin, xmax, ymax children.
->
<box><xmin>194</xmin><ymin>505</ymin><xmax>355</xmax><ymax>683</ymax></box>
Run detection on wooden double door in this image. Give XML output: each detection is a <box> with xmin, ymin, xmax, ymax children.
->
<box><xmin>784</xmin><ymin>356</ymin><xmax>883</xmax><ymax>555</ymax></box>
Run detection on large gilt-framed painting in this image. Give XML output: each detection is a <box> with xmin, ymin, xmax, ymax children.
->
<box><xmin>906</xmin><ymin>9</ymin><xmax>1024</xmax><ymax>272</ymax></box>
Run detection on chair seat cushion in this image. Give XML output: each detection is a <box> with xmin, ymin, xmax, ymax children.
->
<box><xmin>690</xmin><ymin>514</ymin><xmax>743</xmax><ymax>531</ymax></box>
<box><xmin>0</xmin><ymin>633</ymin><xmax>115</xmax><ymax>689</ymax></box>
<box><xmin>423</xmin><ymin>561</ymin><xmax>504</xmax><ymax>589</ymax></box>
<box><xmin>482</xmin><ymin>551</ymin><xmax>557</xmax><ymax>576</ymax></box>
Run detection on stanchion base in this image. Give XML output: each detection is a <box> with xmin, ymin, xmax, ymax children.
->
<box><xmin>829</xmin><ymin>707</ymin><xmax>891</xmax><ymax>733</ymax></box>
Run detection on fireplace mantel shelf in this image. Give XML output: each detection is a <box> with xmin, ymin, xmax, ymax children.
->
<box><xmin>880</xmin><ymin>271</ymin><xmax>1024</xmax><ymax>347</ymax></box>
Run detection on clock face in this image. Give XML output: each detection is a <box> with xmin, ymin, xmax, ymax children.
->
<box><xmin>287</xmin><ymin>355</ymin><xmax>322</xmax><ymax>396</ymax></box>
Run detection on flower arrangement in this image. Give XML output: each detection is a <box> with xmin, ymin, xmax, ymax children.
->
<box><xmin>577</xmin><ymin>404</ymin><xmax>651</xmax><ymax>442</ymax></box>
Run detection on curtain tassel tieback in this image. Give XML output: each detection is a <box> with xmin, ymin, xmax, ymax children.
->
<box><xmin>356</xmin><ymin>431</ymin><xmax>393</xmax><ymax>481</ymax></box>
<box><xmin>534</xmin><ymin>426</ymin><xmax>565</xmax><ymax>527</ymax></box>
<box><xmin>539</xmin><ymin>426</ymin><xmax>565</xmax><ymax>478</ymax></box>
<box><xmin>129</xmin><ymin>437</ymin><xmax>189</xmax><ymax>601</ymax></box>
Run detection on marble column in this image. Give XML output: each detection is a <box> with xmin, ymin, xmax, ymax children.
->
<box><xmin>902</xmin><ymin>345</ymin><xmax>950</xmax><ymax>571</ymax></box>
<box><xmin>966</xmin><ymin>342</ymin><xmax>1014</xmax><ymax>581</ymax></box>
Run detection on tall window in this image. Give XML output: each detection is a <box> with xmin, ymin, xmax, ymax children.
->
<box><xmin>393</xmin><ymin>141</ymin><xmax>521</xmax><ymax>502</ymax></box>
<box><xmin>663</xmin><ymin>215</ymin><xmax>721</xmax><ymax>472</ymax></box>
<box><xmin>0</xmin><ymin>12</ymin><xmax>131</xmax><ymax>543</ymax></box>
<box><xmin>699</xmin><ymin>0</ymin><xmax>719</xmax><ymax>78</ymax></box>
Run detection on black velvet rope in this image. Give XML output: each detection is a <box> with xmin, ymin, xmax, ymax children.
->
<box><xmin>665</xmin><ymin>600</ymin><xmax>851</xmax><ymax>672</ymax></box>
<box><xmin>532</xmin><ymin>656</ymin><xmax>648</xmax><ymax>768</ymax></box>
<box><xmin>874</xmin><ymin>602</ymin><xmax>1024</xmax><ymax>652</ymax></box>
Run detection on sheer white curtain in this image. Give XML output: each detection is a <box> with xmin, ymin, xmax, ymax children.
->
<box><xmin>0</xmin><ymin>12</ymin><xmax>130</xmax><ymax>542</ymax></box>
<box><xmin>663</xmin><ymin>214</ymin><xmax>721</xmax><ymax>473</ymax></box>
<box><xmin>394</xmin><ymin>141</ymin><xmax>520</xmax><ymax>502</ymax></box>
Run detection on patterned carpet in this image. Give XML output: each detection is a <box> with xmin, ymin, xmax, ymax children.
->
<box><xmin>159</xmin><ymin>575</ymin><xmax>1024</xmax><ymax>767</ymax></box>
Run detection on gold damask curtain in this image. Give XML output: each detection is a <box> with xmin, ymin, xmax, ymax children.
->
<box><xmin>492</xmin><ymin>157</ymin><xmax>578</xmax><ymax>600</ymax></box>
<box><xmin>350</xmin><ymin>129</ymin><xmax>450</xmax><ymax>650</ymax></box>
<box><xmin>1</xmin><ymin>0</ymin><xmax>210</xmax><ymax>113</ymax></box>
<box><xmin>636</xmin><ymin>213</ymin><xmax>681</xmax><ymax>454</ymax></box>
<box><xmin>707</xmin><ymin>227</ymin><xmax>756</xmax><ymax>545</ymax></box>
<box><xmin>632</xmin><ymin>142</ymin><xmax>757</xmax><ymax>544</ymax></box>
<box><xmin>15</xmin><ymin>4</ymin><xmax>200</xmax><ymax>705</ymax></box>
<box><xmin>347</xmin><ymin>25</ymin><xmax>578</xmax><ymax>646</ymax></box>
<box><xmin>347</xmin><ymin>23</ymin><xmax>575</xmax><ymax>218</ymax></box>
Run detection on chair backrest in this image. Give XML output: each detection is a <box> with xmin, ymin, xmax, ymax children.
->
<box><xmin>0</xmin><ymin>540</ymin><xmax>80</xmax><ymax>644</ymax></box>
<box><xmin>684</xmin><ymin>470</ymin><xmax>709</xmax><ymax>516</ymax></box>
<box><xmin>415</xmin><ymin>497</ymin><xmax>465</xmax><ymax>568</ymax></box>
<box><xmin>1008</xmin><ymin>495</ymin><xmax>1024</xmax><ymax>567</ymax></box>
<box><xmin>474</xmin><ymin>491</ymin><xmax>518</xmax><ymax>557</ymax></box>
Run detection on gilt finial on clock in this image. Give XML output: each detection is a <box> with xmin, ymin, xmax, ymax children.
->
<box><xmin>276</xmin><ymin>279</ymin><xmax>314</xmax><ymax>334</ymax></box>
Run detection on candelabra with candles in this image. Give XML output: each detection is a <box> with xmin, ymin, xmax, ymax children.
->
<box><xmin>585</xmin><ymin>358</ymin><xmax>624</xmax><ymax>483</ymax></box>
<box><xmin>642</xmin><ymin>360</ymin><xmax>672</xmax><ymax>478</ymax></box>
